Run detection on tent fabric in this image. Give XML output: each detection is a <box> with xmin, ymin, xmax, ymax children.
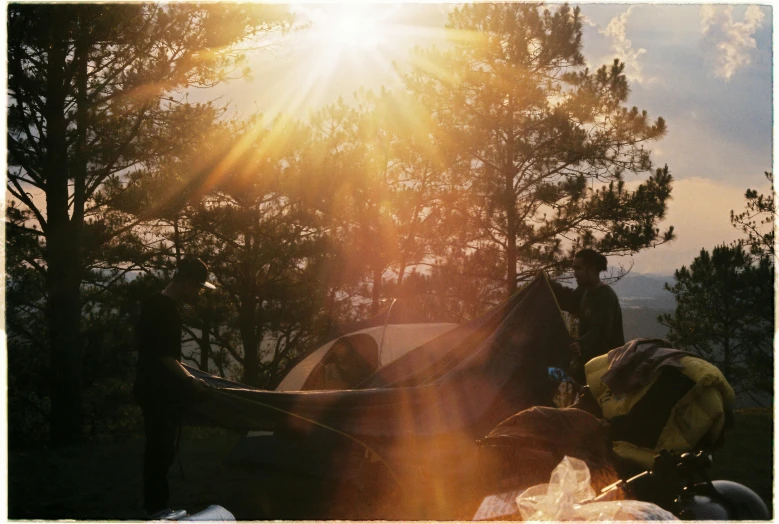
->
<box><xmin>276</xmin><ymin>323</ymin><xmax>458</xmax><ymax>391</ymax></box>
<box><xmin>183</xmin><ymin>272</ymin><xmax>572</xmax><ymax>439</ymax></box>
<box><xmin>303</xmin><ymin>333</ymin><xmax>379</xmax><ymax>390</ymax></box>
<box><xmin>274</xmin><ymin>299</ymin><xmax>450</xmax><ymax>380</ymax></box>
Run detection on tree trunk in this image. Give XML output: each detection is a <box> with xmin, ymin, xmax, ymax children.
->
<box><xmin>239</xmin><ymin>296</ymin><xmax>261</xmax><ymax>387</ymax></box>
<box><xmin>504</xmin><ymin>101</ymin><xmax>518</xmax><ymax>298</ymax></box>
<box><xmin>371</xmin><ymin>267</ymin><xmax>382</xmax><ymax>315</ymax></box>
<box><xmin>200</xmin><ymin>302</ymin><xmax>212</xmax><ymax>372</ymax></box>
<box><xmin>240</xmin><ymin>226</ymin><xmax>262</xmax><ymax>387</ymax></box>
<box><xmin>173</xmin><ymin>219</ymin><xmax>182</xmax><ymax>262</ymax></box>
<box><xmin>46</xmin><ymin>254</ymin><xmax>84</xmax><ymax>447</ymax></box>
<box><xmin>45</xmin><ymin>12</ymin><xmax>84</xmax><ymax>447</ymax></box>
<box><xmin>504</xmin><ymin>172</ymin><xmax>518</xmax><ymax>298</ymax></box>
<box><xmin>505</xmin><ymin>197</ymin><xmax>518</xmax><ymax>297</ymax></box>
<box><xmin>397</xmin><ymin>258</ymin><xmax>407</xmax><ymax>289</ymax></box>
<box><xmin>397</xmin><ymin>200</ymin><xmax>421</xmax><ymax>289</ymax></box>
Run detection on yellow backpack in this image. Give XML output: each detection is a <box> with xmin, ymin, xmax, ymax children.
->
<box><xmin>585</xmin><ymin>351</ymin><xmax>735</xmax><ymax>470</ymax></box>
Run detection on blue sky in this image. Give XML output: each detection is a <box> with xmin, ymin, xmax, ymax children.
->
<box><xmin>204</xmin><ymin>3</ymin><xmax>774</xmax><ymax>276</ymax></box>
<box><xmin>579</xmin><ymin>4</ymin><xmax>772</xmax><ymax>274</ymax></box>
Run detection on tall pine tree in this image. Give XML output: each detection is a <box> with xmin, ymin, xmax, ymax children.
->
<box><xmin>661</xmin><ymin>173</ymin><xmax>774</xmax><ymax>404</ymax></box>
<box><xmin>7</xmin><ymin>3</ymin><xmax>290</xmax><ymax>445</ymax></box>
<box><xmin>399</xmin><ymin>3</ymin><xmax>673</xmax><ymax>298</ymax></box>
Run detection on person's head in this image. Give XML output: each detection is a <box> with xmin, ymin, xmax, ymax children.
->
<box><xmin>170</xmin><ymin>257</ymin><xmax>216</xmax><ymax>303</ymax></box>
<box><xmin>572</xmin><ymin>248</ymin><xmax>607</xmax><ymax>287</ymax></box>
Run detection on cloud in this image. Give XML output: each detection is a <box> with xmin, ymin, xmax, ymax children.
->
<box><xmin>700</xmin><ymin>5</ymin><xmax>765</xmax><ymax>80</ymax></box>
<box><xmin>599</xmin><ymin>6</ymin><xmax>647</xmax><ymax>83</ymax></box>
<box><xmin>579</xmin><ymin>14</ymin><xmax>598</xmax><ymax>29</ymax></box>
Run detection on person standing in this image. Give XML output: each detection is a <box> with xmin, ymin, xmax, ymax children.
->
<box><xmin>550</xmin><ymin>248</ymin><xmax>625</xmax><ymax>384</ymax></box>
<box><xmin>132</xmin><ymin>257</ymin><xmax>215</xmax><ymax>519</ymax></box>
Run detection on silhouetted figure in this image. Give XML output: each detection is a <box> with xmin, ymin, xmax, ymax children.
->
<box><xmin>550</xmin><ymin>249</ymin><xmax>625</xmax><ymax>384</ymax></box>
<box><xmin>132</xmin><ymin>257</ymin><xmax>215</xmax><ymax>518</ymax></box>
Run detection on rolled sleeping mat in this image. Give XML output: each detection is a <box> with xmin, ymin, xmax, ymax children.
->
<box><xmin>181</xmin><ymin>505</ymin><xmax>235</xmax><ymax>521</ymax></box>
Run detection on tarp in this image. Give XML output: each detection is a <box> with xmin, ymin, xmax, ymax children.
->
<box><xmin>184</xmin><ymin>271</ymin><xmax>572</xmax><ymax>439</ymax></box>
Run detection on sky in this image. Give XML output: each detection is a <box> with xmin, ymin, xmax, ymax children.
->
<box><xmin>195</xmin><ymin>2</ymin><xmax>774</xmax><ymax>276</ymax></box>
<box><xmin>579</xmin><ymin>4</ymin><xmax>773</xmax><ymax>274</ymax></box>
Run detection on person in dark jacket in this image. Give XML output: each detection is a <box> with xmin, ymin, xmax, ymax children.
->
<box><xmin>550</xmin><ymin>248</ymin><xmax>625</xmax><ymax>384</ymax></box>
<box><xmin>132</xmin><ymin>257</ymin><xmax>214</xmax><ymax>519</ymax></box>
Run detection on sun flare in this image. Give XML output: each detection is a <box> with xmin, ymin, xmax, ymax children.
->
<box><xmin>251</xmin><ymin>3</ymin><xmax>451</xmax><ymax>125</ymax></box>
<box><xmin>316</xmin><ymin>5</ymin><xmax>385</xmax><ymax>52</ymax></box>
<box><xmin>327</xmin><ymin>9</ymin><xmax>381</xmax><ymax>48</ymax></box>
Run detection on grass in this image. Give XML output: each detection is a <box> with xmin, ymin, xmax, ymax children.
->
<box><xmin>7</xmin><ymin>426</ymin><xmax>416</xmax><ymax>521</ymax></box>
<box><xmin>708</xmin><ymin>407</ymin><xmax>774</xmax><ymax>513</ymax></box>
<box><xmin>7</xmin><ymin>408</ymin><xmax>773</xmax><ymax>520</ymax></box>
<box><xmin>8</xmin><ymin>428</ymin><xmax>343</xmax><ymax>520</ymax></box>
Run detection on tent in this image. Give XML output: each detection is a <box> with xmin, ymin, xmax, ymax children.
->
<box><xmin>227</xmin><ymin>306</ymin><xmax>458</xmax><ymax>475</ymax></box>
<box><xmin>276</xmin><ymin>304</ymin><xmax>459</xmax><ymax>392</ymax></box>
<box><xmin>183</xmin><ymin>272</ymin><xmax>572</xmax><ymax>488</ymax></box>
<box><xmin>227</xmin><ymin>300</ymin><xmax>457</xmax><ymax>476</ymax></box>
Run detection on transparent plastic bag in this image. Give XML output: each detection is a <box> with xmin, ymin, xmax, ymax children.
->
<box><xmin>515</xmin><ymin>456</ymin><xmax>677</xmax><ymax>521</ymax></box>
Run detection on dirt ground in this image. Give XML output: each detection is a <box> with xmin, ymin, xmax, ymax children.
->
<box><xmin>7</xmin><ymin>429</ymin><xmax>374</xmax><ymax>520</ymax></box>
<box><xmin>7</xmin><ymin>427</ymin><xmax>480</xmax><ymax>521</ymax></box>
<box><xmin>7</xmin><ymin>408</ymin><xmax>773</xmax><ymax>520</ymax></box>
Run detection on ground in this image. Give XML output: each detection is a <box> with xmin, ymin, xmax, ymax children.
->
<box><xmin>7</xmin><ymin>408</ymin><xmax>773</xmax><ymax>520</ymax></box>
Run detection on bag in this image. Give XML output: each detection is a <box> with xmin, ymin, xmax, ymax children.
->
<box><xmin>585</xmin><ymin>346</ymin><xmax>735</xmax><ymax>470</ymax></box>
<box><xmin>515</xmin><ymin>456</ymin><xmax>676</xmax><ymax>521</ymax></box>
<box><xmin>477</xmin><ymin>406</ymin><xmax>618</xmax><ymax>493</ymax></box>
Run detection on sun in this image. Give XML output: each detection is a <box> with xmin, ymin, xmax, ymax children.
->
<box><xmin>316</xmin><ymin>5</ymin><xmax>385</xmax><ymax>53</ymax></box>
<box><xmin>268</xmin><ymin>3</ymin><xmax>395</xmax><ymax>113</ymax></box>
<box><xmin>327</xmin><ymin>9</ymin><xmax>382</xmax><ymax>48</ymax></box>
<box><xmin>249</xmin><ymin>3</ymin><xmax>451</xmax><ymax>124</ymax></box>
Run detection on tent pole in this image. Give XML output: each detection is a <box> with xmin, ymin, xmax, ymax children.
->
<box><xmin>378</xmin><ymin>298</ymin><xmax>397</xmax><ymax>365</ymax></box>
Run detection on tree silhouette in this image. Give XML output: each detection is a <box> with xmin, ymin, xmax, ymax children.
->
<box><xmin>659</xmin><ymin>245</ymin><xmax>773</xmax><ymax>404</ymax></box>
<box><xmin>398</xmin><ymin>3</ymin><xmax>673</xmax><ymax>298</ymax></box>
<box><xmin>6</xmin><ymin>3</ymin><xmax>290</xmax><ymax>445</ymax></box>
<box><xmin>184</xmin><ymin>115</ymin><xmax>333</xmax><ymax>387</ymax></box>
<box><xmin>730</xmin><ymin>171</ymin><xmax>775</xmax><ymax>260</ymax></box>
<box><xmin>660</xmin><ymin>175</ymin><xmax>775</xmax><ymax>404</ymax></box>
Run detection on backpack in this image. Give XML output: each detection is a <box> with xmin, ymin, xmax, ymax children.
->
<box><xmin>585</xmin><ymin>344</ymin><xmax>735</xmax><ymax>471</ymax></box>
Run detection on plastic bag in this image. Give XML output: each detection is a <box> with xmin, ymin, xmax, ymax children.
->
<box><xmin>515</xmin><ymin>456</ymin><xmax>677</xmax><ymax>521</ymax></box>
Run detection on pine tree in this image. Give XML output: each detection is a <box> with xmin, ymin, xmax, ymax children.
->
<box><xmin>730</xmin><ymin>171</ymin><xmax>775</xmax><ymax>260</ymax></box>
<box><xmin>186</xmin><ymin>115</ymin><xmax>332</xmax><ymax>387</ymax></box>
<box><xmin>660</xmin><ymin>174</ymin><xmax>774</xmax><ymax>404</ymax></box>
<box><xmin>659</xmin><ymin>245</ymin><xmax>773</xmax><ymax>403</ymax></box>
<box><xmin>398</xmin><ymin>3</ymin><xmax>673</xmax><ymax>298</ymax></box>
<box><xmin>6</xmin><ymin>3</ymin><xmax>290</xmax><ymax>445</ymax></box>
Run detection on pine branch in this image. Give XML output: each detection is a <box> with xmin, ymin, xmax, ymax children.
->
<box><xmin>7</xmin><ymin>176</ymin><xmax>47</xmax><ymax>232</ymax></box>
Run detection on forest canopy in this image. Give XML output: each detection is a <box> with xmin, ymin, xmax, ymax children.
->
<box><xmin>7</xmin><ymin>2</ymin><xmax>675</xmax><ymax>447</ymax></box>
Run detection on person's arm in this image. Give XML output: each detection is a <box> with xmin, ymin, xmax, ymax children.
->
<box><xmin>160</xmin><ymin>356</ymin><xmax>196</xmax><ymax>381</ymax></box>
<box><xmin>160</xmin><ymin>357</ymin><xmax>210</xmax><ymax>393</ymax></box>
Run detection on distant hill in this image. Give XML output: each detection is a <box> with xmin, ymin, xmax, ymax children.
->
<box><xmin>606</xmin><ymin>274</ymin><xmax>767</xmax><ymax>408</ymax></box>
<box><xmin>622</xmin><ymin>308</ymin><xmax>671</xmax><ymax>341</ymax></box>
<box><xmin>611</xmin><ymin>273</ymin><xmax>676</xmax><ymax>340</ymax></box>
<box><xmin>612</xmin><ymin>272</ymin><xmax>677</xmax><ymax>311</ymax></box>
